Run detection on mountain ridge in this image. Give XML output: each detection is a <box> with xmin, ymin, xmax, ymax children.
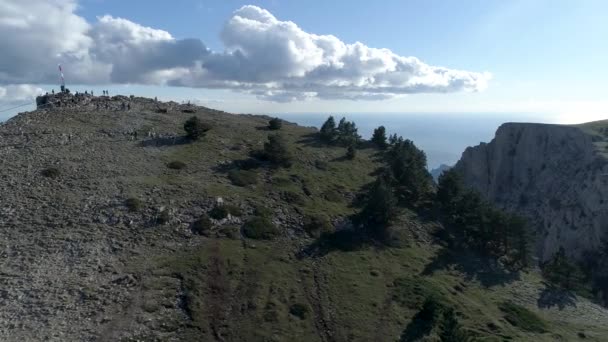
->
<box><xmin>1</xmin><ymin>95</ymin><xmax>608</xmax><ymax>341</ymax></box>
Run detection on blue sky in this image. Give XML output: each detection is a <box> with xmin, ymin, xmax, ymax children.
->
<box><xmin>1</xmin><ymin>0</ymin><xmax>607</xmax><ymax>122</ymax></box>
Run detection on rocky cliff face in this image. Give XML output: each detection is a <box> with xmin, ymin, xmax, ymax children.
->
<box><xmin>454</xmin><ymin>122</ymin><xmax>608</xmax><ymax>262</ymax></box>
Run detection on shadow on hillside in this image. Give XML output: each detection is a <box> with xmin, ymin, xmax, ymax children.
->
<box><xmin>398</xmin><ymin>307</ymin><xmax>436</xmax><ymax>342</ymax></box>
<box><xmin>422</xmin><ymin>248</ymin><xmax>521</xmax><ymax>287</ymax></box>
<box><xmin>297</xmin><ymin>229</ymin><xmax>367</xmax><ymax>259</ymax></box>
<box><xmin>139</xmin><ymin>136</ymin><xmax>190</xmax><ymax>147</ymax></box>
<box><xmin>296</xmin><ymin>133</ymin><xmax>326</xmax><ymax>148</ymax></box>
<box><xmin>212</xmin><ymin>157</ymin><xmax>263</xmax><ymax>173</ymax></box>
<box><xmin>330</xmin><ymin>155</ymin><xmax>350</xmax><ymax>162</ymax></box>
<box><xmin>255</xmin><ymin>125</ymin><xmax>271</xmax><ymax>131</ymax></box>
<box><xmin>537</xmin><ymin>285</ymin><xmax>577</xmax><ymax>310</ymax></box>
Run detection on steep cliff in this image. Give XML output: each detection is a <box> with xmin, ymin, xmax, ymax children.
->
<box><xmin>454</xmin><ymin>122</ymin><xmax>608</xmax><ymax>262</ymax></box>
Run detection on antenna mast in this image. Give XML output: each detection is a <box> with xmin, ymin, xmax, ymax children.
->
<box><xmin>58</xmin><ymin>64</ymin><xmax>65</xmax><ymax>93</ymax></box>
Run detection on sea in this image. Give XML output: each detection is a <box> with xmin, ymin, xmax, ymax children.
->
<box><xmin>274</xmin><ymin>112</ymin><xmax>560</xmax><ymax>169</ymax></box>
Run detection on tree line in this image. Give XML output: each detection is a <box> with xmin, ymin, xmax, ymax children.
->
<box><xmin>316</xmin><ymin>115</ymin><xmax>532</xmax><ymax>271</ymax></box>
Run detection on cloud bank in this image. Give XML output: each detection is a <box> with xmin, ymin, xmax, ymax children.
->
<box><xmin>0</xmin><ymin>1</ymin><xmax>490</xmax><ymax>102</ymax></box>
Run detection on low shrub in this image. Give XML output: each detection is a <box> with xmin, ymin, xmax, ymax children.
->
<box><xmin>192</xmin><ymin>214</ymin><xmax>213</xmax><ymax>236</ymax></box>
<box><xmin>322</xmin><ymin>189</ymin><xmax>343</xmax><ymax>203</ymax></box>
<box><xmin>209</xmin><ymin>206</ymin><xmax>229</xmax><ymax>220</ymax></box>
<box><xmin>243</xmin><ymin>217</ymin><xmax>279</xmax><ymax>240</ymax></box>
<box><xmin>314</xmin><ymin>160</ymin><xmax>329</xmax><ymax>171</ymax></box>
<box><xmin>346</xmin><ymin>145</ymin><xmax>356</xmax><ymax>160</ymax></box>
<box><xmin>271</xmin><ymin>177</ymin><xmax>292</xmax><ymax>187</ymax></box>
<box><xmin>157</xmin><ymin>210</ymin><xmax>170</xmax><ymax>224</ymax></box>
<box><xmin>234</xmin><ymin>158</ymin><xmax>262</xmax><ymax>170</ymax></box>
<box><xmin>167</xmin><ymin>161</ymin><xmax>186</xmax><ymax>170</ymax></box>
<box><xmin>253</xmin><ymin>205</ymin><xmax>273</xmax><ymax>218</ymax></box>
<box><xmin>289</xmin><ymin>303</ymin><xmax>310</xmax><ymax>320</ymax></box>
<box><xmin>282</xmin><ymin>191</ymin><xmax>305</xmax><ymax>205</ymax></box>
<box><xmin>228</xmin><ymin>169</ymin><xmax>258</xmax><ymax>186</ymax></box>
<box><xmin>41</xmin><ymin>167</ymin><xmax>60</xmax><ymax>179</ymax></box>
<box><xmin>209</xmin><ymin>204</ymin><xmax>242</xmax><ymax>220</ymax></box>
<box><xmin>125</xmin><ymin>198</ymin><xmax>143</xmax><ymax>212</ymax></box>
<box><xmin>499</xmin><ymin>301</ymin><xmax>547</xmax><ymax>333</ymax></box>
<box><xmin>303</xmin><ymin>214</ymin><xmax>333</xmax><ymax>238</ymax></box>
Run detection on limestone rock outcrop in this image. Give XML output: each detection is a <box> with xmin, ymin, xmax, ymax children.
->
<box><xmin>454</xmin><ymin>122</ymin><xmax>608</xmax><ymax>262</ymax></box>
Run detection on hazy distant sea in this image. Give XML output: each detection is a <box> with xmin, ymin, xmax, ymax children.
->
<box><xmin>274</xmin><ymin>112</ymin><xmax>558</xmax><ymax>169</ymax></box>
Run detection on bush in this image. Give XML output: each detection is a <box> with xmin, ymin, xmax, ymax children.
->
<box><xmin>228</xmin><ymin>169</ymin><xmax>258</xmax><ymax>186</ymax></box>
<box><xmin>209</xmin><ymin>206</ymin><xmax>229</xmax><ymax>220</ymax></box>
<box><xmin>234</xmin><ymin>158</ymin><xmax>262</xmax><ymax>170</ymax></box>
<box><xmin>224</xmin><ymin>204</ymin><xmax>242</xmax><ymax>217</ymax></box>
<box><xmin>253</xmin><ymin>205</ymin><xmax>273</xmax><ymax>218</ymax></box>
<box><xmin>322</xmin><ymin>190</ymin><xmax>343</xmax><ymax>203</ymax></box>
<box><xmin>346</xmin><ymin>145</ymin><xmax>356</xmax><ymax>160</ymax></box>
<box><xmin>167</xmin><ymin>161</ymin><xmax>186</xmax><ymax>170</ymax></box>
<box><xmin>499</xmin><ymin>301</ymin><xmax>547</xmax><ymax>333</ymax></box>
<box><xmin>314</xmin><ymin>160</ymin><xmax>329</xmax><ymax>170</ymax></box>
<box><xmin>183</xmin><ymin>116</ymin><xmax>211</xmax><ymax>140</ymax></box>
<box><xmin>243</xmin><ymin>217</ymin><xmax>279</xmax><ymax>240</ymax></box>
<box><xmin>209</xmin><ymin>205</ymin><xmax>242</xmax><ymax>220</ymax></box>
<box><xmin>263</xmin><ymin>134</ymin><xmax>293</xmax><ymax>167</ymax></box>
<box><xmin>157</xmin><ymin>210</ymin><xmax>170</xmax><ymax>224</ymax></box>
<box><xmin>41</xmin><ymin>167</ymin><xmax>60</xmax><ymax>179</ymax></box>
<box><xmin>125</xmin><ymin>198</ymin><xmax>143</xmax><ymax>212</ymax></box>
<box><xmin>303</xmin><ymin>214</ymin><xmax>333</xmax><ymax>238</ymax></box>
<box><xmin>268</xmin><ymin>117</ymin><xmax>282</xmax><ymax>130</ymax></box>
<box><xmin>282</xmin><ymin>191</ymin><xmax>305</xmax><ymax>205</ymax></box>
<box><xmin>192</xmin><ymin>214</ymin><xmax>213</xmax><ymax>236</ymax></box>
<box><xmin>289</xmin><ymin>303</ymin><xmax>310</xmax><ymax>320</ymax></box>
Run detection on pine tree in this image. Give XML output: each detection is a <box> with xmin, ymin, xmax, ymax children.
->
<box><xmin>543</xmin><ymin>247</ymin><xmax>577</xmax><ymax>289</ymax></box>
<box><xmin>371</xmin><ymin>126</ymin><xmax>388</xmax><ymax>149</ymax></box>
<box><xmin>183</xmin><ymin>116</ymin><xmax>210</xmax><ymax>140</ymax></box>
<box><xmin>359</xmin><ymin>176</ymin><xmax>397</xmax><ymax>238</ymax></box>
<box><xmin>436</xmin><ymin>169</ymin><xmax>464</xmax><ymax>214</ymax></box>
<box><xmin>319</xmin><ymin>116</ymin><xmax>337</xmax><ymax>142</ymax></box>
<box><xmin>336</xmin><ymin>117</ymin><xmax>360</xmax><ymax>146</ymax></box>
<box><xmin>439</xmin><ymin>308</ymin><xmax>470</xmax><ymax>342</ymax></box>
<box><xmin>263</xmin><ymin>134</ymin><xmax>293</xmax><ymax>168</ymax></box>
<box><xmin>268</xmin><ymin>117</ymin><xmax>282</xmax><ymax>130</ymax></box>
<box><xmin>385</xmin><ymin>138</ymin><xmax>433</xmax><ymax>205</ymax></box>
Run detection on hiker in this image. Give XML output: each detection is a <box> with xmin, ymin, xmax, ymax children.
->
<box><xmin>127</xmin><ymin>103</ymin><xmax>131</xmax><ymax>110</ymax></box>
<box><xmin>51</xmin><ymin>89</ymin><xmax>54</xmax><ymax>95</ymax></box>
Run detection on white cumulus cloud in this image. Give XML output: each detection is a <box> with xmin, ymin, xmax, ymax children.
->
<box><xmin>0</xmin><ymin>1</ymin><xmax>491</xmax><ymax>102</ymax></box>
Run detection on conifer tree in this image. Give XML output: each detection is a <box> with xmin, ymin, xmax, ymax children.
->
<box><xmin>371</xmin><ymin>126</ymin><xmax>388</xmax><ymax>149</ymax></box>
<box><xmin>439</xmin><ymin>308</ymin><xmax>470</xmax><ymax>342</ymax></box>
<box><xmin>359</xmin><ymin>176</ymin><xmax>397</xmax><ymax>238</ymax></box>
<box><xmin>319</xmin><ymin>116</ymin><xmax>337</xmax><ymax>142</ymax></box>
<box><xmin>263</xmin><ymin>134</ymin><xmax>293</xmax><ymax>168</ymax></box>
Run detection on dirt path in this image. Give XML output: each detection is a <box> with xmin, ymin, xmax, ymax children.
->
<box><xmin>300</xmin><ymin>258</ymin><xmax>336</xmax><ymax>342</ymax></box>
<box><xmin>205</xmin><ymin>241</ymin><xmax>231</xmax><ymax>341</ymax></box>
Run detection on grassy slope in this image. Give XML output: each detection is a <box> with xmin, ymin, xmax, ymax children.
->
<box><xmin>106</xmin><ymin>107</ymin><xmax>608</xmax><ymax>341</ymax></box>
<box><xmin>13</xmin><ymin>102</ymin><xmax>606</xmax><ymax>341</ymax></box>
